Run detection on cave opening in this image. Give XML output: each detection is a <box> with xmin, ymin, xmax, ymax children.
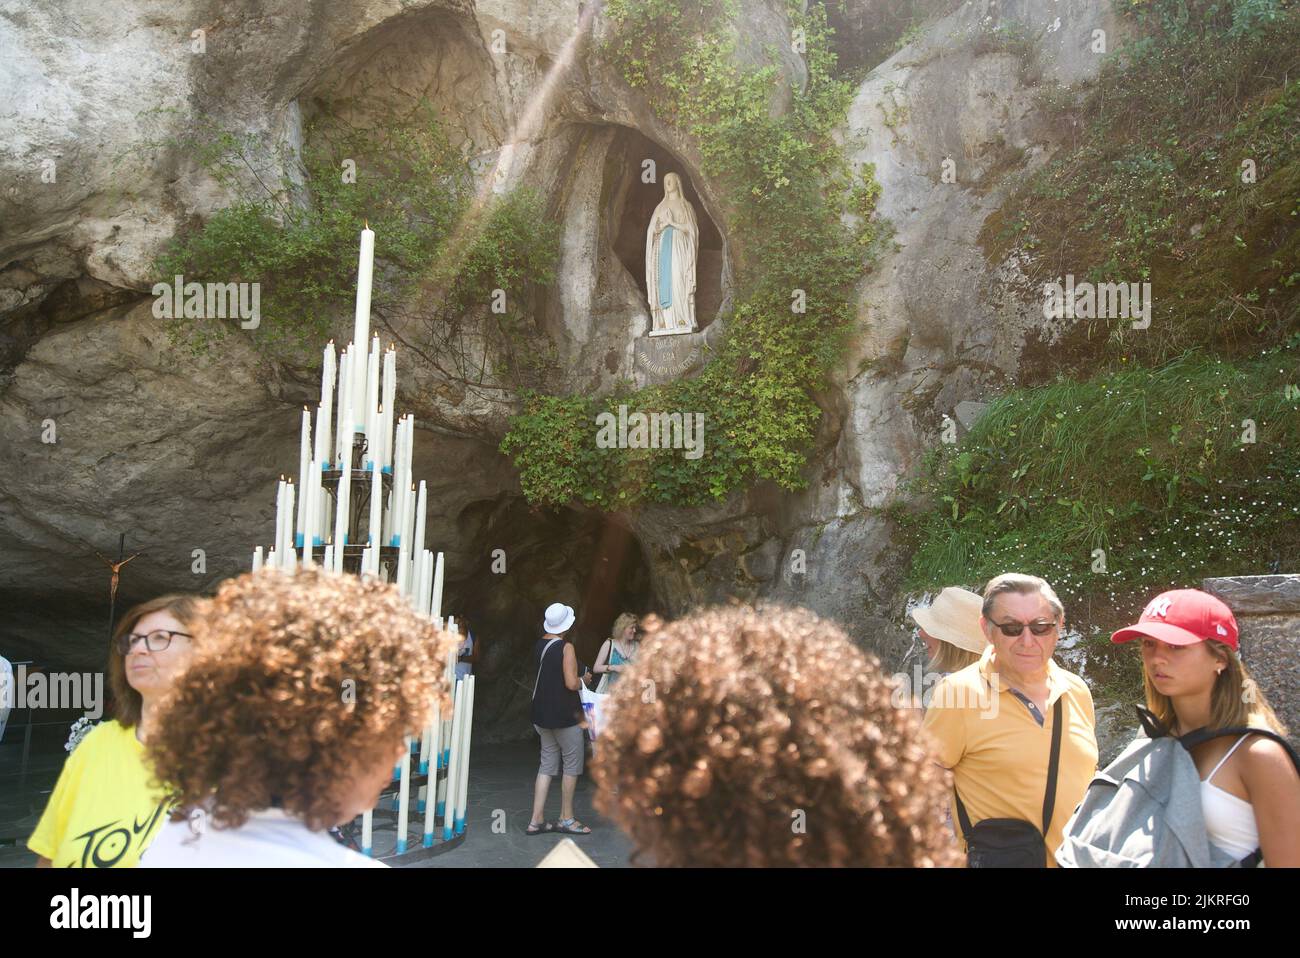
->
<box><xmin>444</xmin><ymin>496</ymin><xmax>654</xmax><ymax>742</ymax></box>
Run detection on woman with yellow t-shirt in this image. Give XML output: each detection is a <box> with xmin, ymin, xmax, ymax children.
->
<box><xmin>29</xmin><ymin>594</ymin><xmax>201</xmax><ymax>868</ymax></box>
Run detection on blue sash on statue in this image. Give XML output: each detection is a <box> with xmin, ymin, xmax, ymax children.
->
<box><xmin>658</xmin><ymin>226</ymin><xmax>674</xmax><ymax>309</ymax></box>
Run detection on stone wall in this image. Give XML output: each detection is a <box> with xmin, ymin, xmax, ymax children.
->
<box><xmin>1203</xmin><ymin>575</ymin><xmax>1300</xmax><ymax>747</ymax></box>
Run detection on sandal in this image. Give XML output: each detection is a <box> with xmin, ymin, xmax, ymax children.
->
<box><xmin>555</xmin><ymin>818</ymin><xmax>591</xmax><ymax>835</ymax></box>
<box><xmin>525</xmin><ymin>821</ymin><xmax>553</xmax><ymax>836</ymax></box>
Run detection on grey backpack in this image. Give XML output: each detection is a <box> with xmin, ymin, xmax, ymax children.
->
<box><xmin>1057</xmin><ymin>706</ymin><xmax>1300</xmax><ymax>868</ymax></box>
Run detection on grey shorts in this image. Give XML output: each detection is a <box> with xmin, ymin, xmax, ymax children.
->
<box><xmin>534</xmin><ymin>723</ymin><xmax>585</xmax><ymax>777</ymax></box>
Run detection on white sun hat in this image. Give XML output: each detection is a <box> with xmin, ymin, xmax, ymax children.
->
<box><xmin>909</xmin><ymin>587</ymin><xmax>987</xmax><ymax>654</ymax></box>
<box><xmin>543</xmin><ymin>602</ymin><xmax>576</xmax><ymax>635</ymax></box>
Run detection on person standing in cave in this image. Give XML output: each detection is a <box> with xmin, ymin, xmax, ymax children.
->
<box><xmin>593</xmin><ymin>612</ymin><xmax>640</xmax><ymax>693</ymax></box>
<box><xmin>527</xmin><ymin>602</ymin><xmax>593</xmax><ymax>836</ymax></box>
<box><xmin>454</xmin><ymin>615</ymin><xmax>479</xmax><ymax>682</ymax></box>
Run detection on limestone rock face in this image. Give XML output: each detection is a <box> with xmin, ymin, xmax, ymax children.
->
<box><xmin>1</xmin><ymin>0</ymin><xmax>1131</xmax><ymax>733</ymax></box>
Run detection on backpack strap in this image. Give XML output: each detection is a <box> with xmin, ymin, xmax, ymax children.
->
<box><xmin>1178</xmin><ymin>724</ymin><xmax>1300</xmax><ymax>869</ymax></box>
<box><xmin>1135</xmin><ymin>704</ymin><xmax>1173</xmax><ymax>739</ymax></box>
<box><xmin>1178</xmin><ymin>725</ymin><xmax>1300</xmax><ymax>773</ymax></box>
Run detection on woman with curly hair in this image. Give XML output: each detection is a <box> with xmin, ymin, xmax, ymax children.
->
<box><xmin>592</xmin><ymin>604</ymin><xmax>959</xmax><ymax>867</ymax></box>
<box><xmin>139</xmin><ymin>567</ymin><xmax>455</xmax><ymax>867</ymax></box>
<box><xmin>29</xmin><ymin>593</ymin><xmax>202</xmax><ymax>868</ymax></box>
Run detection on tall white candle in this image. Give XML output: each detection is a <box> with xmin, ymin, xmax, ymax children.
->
<box><xmin>323</xmin><ymin>544</ymin><xmax>334</xmax><ymax>571</ymax></box>
<box><xmin>455</xmin><ymin>675</ymin><xmax>475</xmax><ymax>835</ymax></box>
<box><xmin>296</xmin><ymin>409</ymin><xmax>310</xmax><ymax>546</ymax></box>
<box><xmin>280</xmin><ymin>481</ymin><xmax>295</xmax><ymax>571</ymax></box>
<box><xmin>421</xmin><ymin>551</ymin><xmax>435</xmax><ymax>618</ymax></box>
<box><xmin>368</xmin><ymin>463</ymin><xmax>382</xmax><ymax>569</ymax></box>
<box><xmin>422</xmin><ymin>701</ymin><xmax>441</xmax><ymax>847</ymax></box>
<box><xmin>361</xmin><ymin>808</ymin><xmax>373</xmax><ymax>857</ymax></box>
<box><xmin>381</xmin><ymin>347</ymin><xmax>396</xmax><ymax>470</ymax></box>
<box><xmin>431</xmin><ymin>551</ymin><xmax>445</xmax><ymax>624</ymax></box>
<box><xmin>319</xmin><ymin>341</ymin><xmax>336</xmax><ymax>466</ymax></box>
<box><xmin>391</xmin><ymin>416</ymin><xmax>407</xmax><ymax>544</ymax></box>
<box><xmin>252</xmin><ymin>545</ymin><xmax>263</xmax><ymax>572</ymax></box>
<box><xmin>443</xmin><ymin>677</ymin><xmax>465</xmax><ymax>841</ymax></box>
<box><xmin>402</xmin><ymin>486</ymin><xmax>417</xmax><ymax>596</ymax></box>
<box><xmin>333</xmin><ymin>428</ymin><xmax>353</xmax><ymax>571</ymax></box>
<box><xmin>365</xmin><ymin>336</ymin><xmax>380</xmax><ymax>463</ymax></box>
<box><xmin>335</xmin><ymin>347</ymin><xmax>351</xmax><ymax>467</ymax></box>
<box><xmin>302</xmin><ymin>462</ymin><xmax>316</xmax><ymax>566</ymax></box>
<box><xmin>396</xmin><ymin>733</ymin><xmax>412</xmax><ymax>855</ymax></box>
<box><xmin>274</xmin><ymin>479</ymin><xmax>286</xmax><ymax>559</ymax></box>
<box><xmin>413</xmin><ymin>481</ymin><xmax>428</xmax><ymax>558</ymax></box>
<box><xmin>351</xmin><ymin>226</ymin><xmax>375</xmax><ymax>396</ymax></box>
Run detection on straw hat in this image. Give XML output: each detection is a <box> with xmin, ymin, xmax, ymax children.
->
<box><xmin>909</xmin><ymin>587</ymin><xmax>987</xmax><ymax>654</ymax></box>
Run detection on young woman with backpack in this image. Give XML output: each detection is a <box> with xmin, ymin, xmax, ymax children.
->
<box><xmin>1060</xmin><ymin>588</ymin><xmax>1300</xmax><ymax>867</ymax></box>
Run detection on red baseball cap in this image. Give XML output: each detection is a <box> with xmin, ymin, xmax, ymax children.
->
<box><xmin>1111</xmin><ymin>589</ymin><xmax>1239</xmax><ymax>650</ymax></box>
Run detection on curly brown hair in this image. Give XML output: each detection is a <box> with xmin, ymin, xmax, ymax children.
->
<box><xmin>592</xmin><ymin>604</ymin><xmax>959</xmax><ymax>867</ymax></box>
<box><xmin>146</xmin><ymin>567</ymin><xmax>455</xmax><ymax>831</ymax></box>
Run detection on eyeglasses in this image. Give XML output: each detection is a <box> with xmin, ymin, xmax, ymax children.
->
<box><xmin>116</xmin><ymin>629</ymin><xmax>192</xmax><ymax>655</ymax></box>
<box><xmin>991</xmin><ymin>620</ymin><xmax>1057</xmax><ymax>638</ymax></box>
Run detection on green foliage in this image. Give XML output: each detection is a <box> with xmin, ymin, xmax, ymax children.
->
<box><xmin>501</xmin><ymin>0</ymin><xmax>882</xmax><ymax>507</ymax></box>
<box><xmin>154</xmin><ymin>103</ymin><xmax>560</xmax><ymax>379</ymax></box>
<box><xmin>899</xmin><ymin>349</ymin><xmax>1300</xmax><ymax>625</ymax></box>
<box><xmin>984</xmin><ymin>0</ymin><xmax>1300</xmax><ymax>373</ymax></box>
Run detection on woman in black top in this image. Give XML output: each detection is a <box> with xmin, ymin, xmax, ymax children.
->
<box><xmin>528</xmin><ymin>603</ymin><xmax>593</xmax><ymax>836</ymax></box>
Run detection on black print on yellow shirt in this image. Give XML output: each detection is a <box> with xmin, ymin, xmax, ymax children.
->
<box><xmin>70</xmin><ymin>801</ymin><xmax>168</xmax><ymax>867</ymax></box>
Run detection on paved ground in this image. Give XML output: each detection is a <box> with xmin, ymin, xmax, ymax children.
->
<box><xmin>410</xmin><ymin>739</ymin><xmax>633</xmax><ymax>869</ymax></box>
<box><xmin>0</xmin><ymin>735</ymin><xmax>633</xmax><ymax>869</ymax></box>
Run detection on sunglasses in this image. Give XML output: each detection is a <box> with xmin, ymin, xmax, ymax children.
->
<box><xmin>116</xmin><ymin>629</ymin><xmax>192</xmax><ymax>655</ymax></box>
<box><xmin>990</xmin><ymin>619</ymin><xmax>1057</xmax><ymax>638</ymax></box>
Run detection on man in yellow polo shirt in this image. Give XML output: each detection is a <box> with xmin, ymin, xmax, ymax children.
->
<box><xmin>922</xmin><ymin>573</ymin><xmax>1098</xmax><ymax>867</ymax></box>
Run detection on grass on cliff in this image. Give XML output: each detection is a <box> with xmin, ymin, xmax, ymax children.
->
<box><xmin>895</xmin><ymin>347</ymin><xmax>1300</xmax><ymax>626</ymax></box>
<box><xmin>982</xmin><ymin>0</ymin><xmax>1300</xmax><ymax>378</ymax></box>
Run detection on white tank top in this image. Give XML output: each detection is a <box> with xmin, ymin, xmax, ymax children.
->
<box><xmin>1200</xmin><ymin>735</ymin><xmax>1260</xmax><ymax>862</ymax></box>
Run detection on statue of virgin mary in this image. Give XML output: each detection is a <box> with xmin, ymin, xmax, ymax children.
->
<box><xmin>645</xmin><ymin>172</ymin><xmax>699</xmax><ymax>336</ymax></box>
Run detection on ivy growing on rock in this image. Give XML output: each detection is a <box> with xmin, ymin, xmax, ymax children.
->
<box><xmin>501</xmin><ymin>0</ymin><xmax>884</xmax><ymax>508</ymax></box>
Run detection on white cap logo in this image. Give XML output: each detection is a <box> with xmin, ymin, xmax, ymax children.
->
<box><xmin>1146</xmin><ymin>596</ymin><xmax>1173</xmax><ymax>618</ymax></box>
<box><xmin>1216</xmin><ymin>623</ymin><xmax>1228</xmax><ymax>636</ymax></box>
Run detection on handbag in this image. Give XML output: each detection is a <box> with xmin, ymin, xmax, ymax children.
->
<box><xmin>955</xmin><ymin>697</ymin><xmax>1063</xmax><ymax>868</ymax></box>
<box><xmin>578</xmin><ymin>684</ymin><xmax>608</xmax><ymax>742</ymax></box>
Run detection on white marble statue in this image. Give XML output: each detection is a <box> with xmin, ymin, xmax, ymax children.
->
<box><xmin>645</xmin><ymin>172</ymin><xmax>699</xmax><ymax>336</ymax></box>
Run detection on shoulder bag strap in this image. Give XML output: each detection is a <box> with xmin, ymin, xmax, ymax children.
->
<box><xmin>532</xmin><ymin>638</ymin><xmax>562</xmax><ymax>701</ymax></box>
<box><xmin>1041</xmin><ymin>697</ymin><xmax>1064</xmax><ymax>835</ymax></box>
<box><xmin>953</xmin><ymin>787</ymin><xmax>974</xmax><ymax>842</ymax></box>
